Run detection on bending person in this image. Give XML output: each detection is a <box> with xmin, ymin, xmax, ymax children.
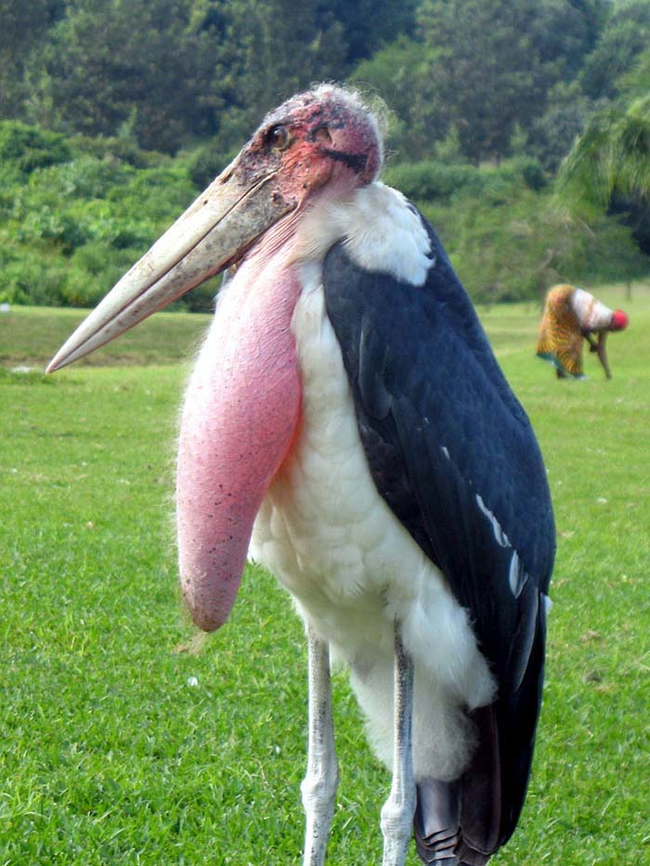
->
<box><xmin>537</xmin><ymin>284</ymin><xmax>628</xmax><ymax>379</ymax></box>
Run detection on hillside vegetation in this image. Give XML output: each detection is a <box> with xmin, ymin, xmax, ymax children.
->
<box><xmin>1</xmin><ymin>0</ymin><xmax>650</xmax><ymax>307</ymax></box>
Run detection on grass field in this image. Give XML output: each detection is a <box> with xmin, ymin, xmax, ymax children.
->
<box><xmin>1</xmin><ymin>286</ymin><xmax>649</xmax><ymax>865</ymax></box>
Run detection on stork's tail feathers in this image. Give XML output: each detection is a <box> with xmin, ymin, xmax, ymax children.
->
<box><xmin>414</xmin><ymin>779</ymin><xmax>488</xmax><ymax>865</ymax></box>
<box><xmin>414</xmin><ymin>707</ymin><xmax>502</xmax><ymax>866</ymax></box>
<box><xmin>414</xmin><ymin>778</ymin><xmax>462</xmax><ymax>863</ymax></box>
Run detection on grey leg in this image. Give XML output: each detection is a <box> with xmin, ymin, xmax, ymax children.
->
<box><xmin>381</xmin><ymin>623</ymin><xmax>416</xmax><ymax>866</ymax></box>
<box><xmin>301</xmin><ymin>625</ymin><xmax>339</xmax><ymax>866</ymax></box>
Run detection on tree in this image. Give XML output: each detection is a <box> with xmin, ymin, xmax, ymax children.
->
<box><xmin>528</xmin><ymin>81</ymin><xmax>597</xmax><ymax>171</ymax></box>
<box><xmin>558</xmin><ymin>54</ymin><xmax>650</xmax><ymax>257</ymax></box>
<box><xmin>180</xmin><ymin>0</ymin><xmax>351</xmax><ymax>161</ymax></box>
<box><xmin>323</xmin><ymin>0</ymin><xmax>419</xmax><ymax>65</ymax></box>
<box><xmin>226</xmin><ymin>0</ymin><xmax>348</xmax><ymax>127</ymax></box>
<box><xmin>530</xmin><ymin>0</ymin><xmax>609</xmax><ymax>82</ymax></box>
<box><xmin>25</xmin><ymin>0</ymin><xmax>226</xmax><ymax>153</ymax></box>
<box><xmin>0</xmin><ymin>0</ymin><xmax>64</xmax><ymax>118</ymax></box>
<box><xmin>558</xmin><ymin>98</ymin><xmax>650</xmax><ymax>210</ymax></box>
<box><xmin>414</xmin><ymin>0</ymin><xmax>608</xmax><ymax>164</ymax></box>
<box><xmin>560</xmin><ymin>51</ymin><xmax>650</xmax><ymax>207</ymax></box>
<box><xmin>580</xmin><ymin>0</ymin><xmax>650</xmax><ymax>100</ymax></box>
<box><xmin>349</xmin><ymin>36</ymin><xmax>430</xmax><ymax>160</ymax></box>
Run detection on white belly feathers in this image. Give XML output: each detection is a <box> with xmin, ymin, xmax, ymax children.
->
<box><xmin>249</xmin><ymin>183</ymin><xmax>495</xmax><ymax>779</ymax></box>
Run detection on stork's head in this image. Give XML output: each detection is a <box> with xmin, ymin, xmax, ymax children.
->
<box><xmin>242</xmin><ymin>85</ymin><xmax>383</xmax><ymax>196</ymax></box>
<box><xmin>47</xmin><ymin>85</ymin><xmax>383</xmax><ymax>372</ymax></box>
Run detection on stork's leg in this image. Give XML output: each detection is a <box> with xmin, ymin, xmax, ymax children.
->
<box><xmin>381</xmin><ymin>623</ymin><xmax>416</xmax><ymax>866</ymax></box>
<box><xmin>301</xmin><ymin>625</ymin><xmax>338</xmax><ymax>866</ymax></box>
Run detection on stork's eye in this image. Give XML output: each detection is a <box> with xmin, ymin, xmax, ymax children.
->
<box><xmin>265</xmin><ymin>125</ymin><xmax>291</xmax><ymax>151</ymax></box>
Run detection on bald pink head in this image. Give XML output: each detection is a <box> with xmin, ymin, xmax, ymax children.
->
<box><xmin>261</xmin><ymin>85</ymin><xmax>383</xmax><ymax>182</ymax></box>
<box><xmin>232</xmin><ymin>85</ymin><xmax>384</xmax><ymax>214</ymax></box>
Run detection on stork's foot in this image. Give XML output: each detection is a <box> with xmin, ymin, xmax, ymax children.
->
<box><xmin>381</xmin><ymin>624</ymin><xmax>416</xmax><ymax>866</ymax></box>
<box><xmin>302</xmin><ymin>626</ymin><xmax>338</xmax><ymax>866</ymax></box>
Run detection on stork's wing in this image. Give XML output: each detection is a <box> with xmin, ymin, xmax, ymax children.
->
<box><xmin>322</xmin><ymin>211</ymin><xmax>555</xmax><ymax>858</ymax></box>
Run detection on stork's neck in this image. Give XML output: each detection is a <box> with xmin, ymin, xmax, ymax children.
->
<box><xmin>289</xmin><ymin>182</ymin><xmax>433</xmax><ymax>287</ymax></box>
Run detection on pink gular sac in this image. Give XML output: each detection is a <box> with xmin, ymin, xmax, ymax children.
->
<box><xmin>176</xmin><ymin>258</ymin><xmax>302</xmax><ymax>632</ymax></box>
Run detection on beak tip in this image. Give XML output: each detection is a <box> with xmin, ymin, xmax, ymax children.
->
<box><xmin>45</xmin><ymin>353</ymin><xmax>62</xmax><ymax>374</ymax></box>
<box><xmin>46</xmin><ymin>350</ymin><xmax>71</xmax><ymax>374</ymax></box>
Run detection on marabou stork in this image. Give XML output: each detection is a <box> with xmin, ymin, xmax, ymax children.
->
<box><xmin>49</xmin><ymin>85</ymin><xmax>555</xmax><ymax>866</ymax></box>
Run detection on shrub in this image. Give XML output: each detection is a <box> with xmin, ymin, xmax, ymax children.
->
<box><xmin>0</xmin><ymin>121</ymin><xmax>71</xmax><ymax>174</ymax></box>
<box><xmin>72</xmin><ymin>134</ymin><xmax>163</xmax><ymax>169</ymax></box>
<box><xmin>35</xmin><ymin>156</ymin><xmax>135</xmax><ymax>200</ymax></box>
<box><xmin>185</xmin><ymin>142</ymin><xmax>239</xmax><ymax>190</ymax></box>
<box><xmin>0</xmin><ymin>252</ymin><xmax>69</xmax><ymax>306</ymax></box>
<box><xmin>383</xmin><ymin>161</ymin><xmax>478</xmax><ymax>201</ymax></box>
<box><xmin>420</xmin><ymin>188</ymin><xmax>648</xmax><ymax>304</ymax></box>
<box><xmin>383</xmin><ymin>157</ymin><xmax>548</xmax><ymax>204</ymax></box>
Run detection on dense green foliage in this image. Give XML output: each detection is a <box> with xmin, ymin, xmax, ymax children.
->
<box><xmin>0</xmin><ymin>124</ymin><xmax>221</xmax><ymax>309</ymax></box>
<box><xmin>2</xmin><ymin>296</ymin><xmax>649</xmax><ymax>862</ymax></box>
<box><xmin>1</xmin><ymin>0</ymin><xmax>649</xmax><ymax>307</ymax></box>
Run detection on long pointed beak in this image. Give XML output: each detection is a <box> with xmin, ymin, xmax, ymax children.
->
<box><xmin>47</xmin><ymin>159</ymin><xmax>297</xmax><ymax>372</ymax></box>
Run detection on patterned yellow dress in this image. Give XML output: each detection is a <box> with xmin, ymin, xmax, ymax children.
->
<box><xmin>537</xmin><ymin>284</ymin><xmax>614</xmax><ymax>378</ymax></box>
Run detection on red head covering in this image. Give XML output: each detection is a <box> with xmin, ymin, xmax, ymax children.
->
<box><xmin>610</xmin><ymin>309</ymin><xmax>629</xmax><ymax>331</ymax></box>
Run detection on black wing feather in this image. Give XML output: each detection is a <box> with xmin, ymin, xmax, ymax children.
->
<box><xmin>322</xmin><ymin>209</ymin><xmax>555</xmax><ymax>858</ymax></box>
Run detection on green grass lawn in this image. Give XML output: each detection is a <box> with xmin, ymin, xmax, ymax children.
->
<box><xmin>1</xmin><ymin>285</ymin><xmax>649</xmax><ymax>865</ymax></box>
